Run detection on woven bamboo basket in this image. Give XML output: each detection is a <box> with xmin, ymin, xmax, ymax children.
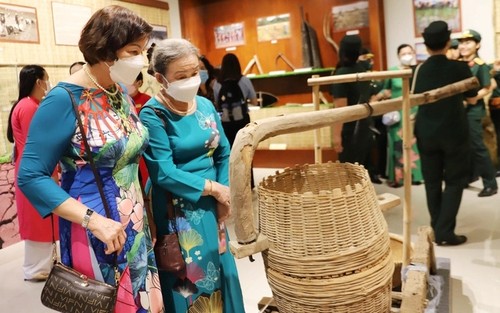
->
<box><xmin>258</xmin><ymin>162</ymin><xmax>393</xmax><ymax>312</ymax></box>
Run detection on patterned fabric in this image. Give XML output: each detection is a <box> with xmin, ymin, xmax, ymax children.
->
<box><xmin>139</xmin><ymin>96</ymin><xmax>245</xmax><ymax>313</ymax></box>
<box><xmin>19</xmin><ymin>83</ymin><xmax>164</xmax><ymax>313</ymax></box>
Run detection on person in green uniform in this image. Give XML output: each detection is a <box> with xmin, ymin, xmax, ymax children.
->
<box><xmin>488</xmin><ymin>59</ymin><xmax>500</xmax><ymax>173</ymax></box>
<box><xmin>379</xmin><ymin>44</ymin><xmax>424</xmax><ymax>187</ymax></box>
<box><xmin>414</xmin><ymin>20</ymin><xmax>477</xmax><ymax>246</ymax></box>
<box><xmin>458</xmin><ymin>29</ymin><xmax>498</xmax><ymax>197</ymax></box>
<box><xmin>330</xmin><ymin>34</ymin><xmax>373</xmax><ymax>167</ymax></box>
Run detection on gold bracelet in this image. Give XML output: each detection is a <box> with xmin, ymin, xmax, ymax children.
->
<box><xmin>208</xmin><ymin>180</ymin><xmax>213</xmax><ymax>195</ymax></box>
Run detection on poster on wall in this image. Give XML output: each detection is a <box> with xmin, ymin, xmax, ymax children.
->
<box><xmin>52</xmin><ymin>2</ymin><xmax>91</xmax><ymax>46</ymax></box>
<box><xmin>0</xmin><ymin>3</ymin><xmax>39</xmax><ymax>43</ymax></box>
<box><xmin>214</xmin><ymin>22</ymin><xmax>245</xmax><ymax>49</ymax></box>
<box><xmin>257</xmin><ymin>13</ymin><xmax>291</xmax><ymax>42</ymax></box>
<box><xmin>331</xmin><ymin>1</ymin><xmax>369</xmax><ymax>32</ymax></box>
<box><xmin>413</xmin><ymin>0</ymin><xmax>461</xmax><ymax>37</ymax></box>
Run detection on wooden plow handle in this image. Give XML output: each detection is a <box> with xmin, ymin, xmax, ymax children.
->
<box><xmin>229</xmin><ymin>72</ymin><xmax>478</xmax><ymax>259</ymax></box>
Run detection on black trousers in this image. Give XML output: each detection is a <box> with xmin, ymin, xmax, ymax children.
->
<box><xmin>339</xmin><ymin>121</ymin><xmax>373</xmax><ymax>166</ymax></box>
<box><xmin>416</xmin><ymin>135</ymin><xmax>469</xmax><ymax>241</ymax></box>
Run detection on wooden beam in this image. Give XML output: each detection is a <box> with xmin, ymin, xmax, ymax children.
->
<box><xmin>118</xmin><ymin>0</ymin><xmax>169</xmax><ymax>10</ymax></box>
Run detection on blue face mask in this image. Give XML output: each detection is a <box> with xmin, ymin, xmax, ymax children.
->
<box><xmin>199</xmin><ymin>70</ymin><xmax>209</xmax><ymax>84</ymax></box>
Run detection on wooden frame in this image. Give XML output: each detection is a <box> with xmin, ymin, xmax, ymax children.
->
<box><xmin>148</xmin><ymin>24</ymin><xmax>168</xmax><ymax>47</ymax></box>
<box><xmin>214</xmin><ymin>22</ymin><xmax>245</xmax><ymax>49</ymax></box>
<box><xmin>0</xmin><ymin>2</ymin><xmax>39</xmax><ymax>44</ymax></box>
<box><xmin>331</xmin><ymin>1</ymin><xmax>369</xmax><ymax>32</ymax></box>
<box><xmin>51</xmin><ymin>2</ymin><xmax>92</xmax><ymax>46</ymax></box>
<box><xmin>413</xmin><ymin>0</ymin><xmax>462</xmax><ymax>37</ymax></box>
<box><xmin>256</xmin><ymin>13</ymin><xmax>291</xmax><ymax>42</ymax></box>
<box><xmin>119</xmin><ymin>0</ymin><xmax>169</xmax><ymax>10</ymax></box>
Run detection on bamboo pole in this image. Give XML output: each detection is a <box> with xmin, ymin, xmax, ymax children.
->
<box><xmin>401</xmin><ymin>76</ymin><xmax>412</xmax><ymax>269</ymax></box>
<box><xmin>229</xmin><ymin>74</ymin><xmax>478</xmax><ymax>258</ymax></box>
<box><xmin>312</xmin><ymin>74</ymin><xmax>322</xmax><ymax>163</ymax></box>
<box><xmin>307</xmin><ymin>69</ymin><xmax>413</xmax><ymax>85</ymax></box>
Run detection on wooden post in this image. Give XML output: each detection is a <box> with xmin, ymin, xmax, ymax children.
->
<box><xmin>312</xmin><ymin>74</ymin><xmax>322</xmax><ymax>163</ymax></box>
<box><xmin>402</xmin><ymin>76</ymin><xmax>412</xmax><ymax>268</ymax></box>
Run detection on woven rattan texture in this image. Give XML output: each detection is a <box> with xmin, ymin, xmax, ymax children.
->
<box><xmin>258</xmin><ymin>162</ymin><xmax>393</xmax><ymax>312</ymax></box>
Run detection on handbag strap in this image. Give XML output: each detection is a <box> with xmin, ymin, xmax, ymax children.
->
<box><xmin>142</xmin><ymin>105</ymin><xmax>176</xmax><ymax>227</ymax></box>
<box><xmin>56</xmin><ymin>86</ymin><xmax>118</xmax><ymax>269</ymax></box>
<box><xmin>410</xmin><ymin>63</ymin><xmax>422</xmax><ymax>94</ymax></box>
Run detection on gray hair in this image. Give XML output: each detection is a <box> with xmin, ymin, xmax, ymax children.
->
<box><xmin>151</xmin><ymin>38</ymin><xmax>199</xmax><ymax>75</ymax></box>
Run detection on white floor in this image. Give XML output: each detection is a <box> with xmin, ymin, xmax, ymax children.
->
<box><xmin>1</xmin><ymin>167</ymin><xmax>500</xmax><ymax>313</ymax></box>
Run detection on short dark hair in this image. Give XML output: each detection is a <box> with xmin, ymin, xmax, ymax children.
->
<box><xmin>397</xmin><ymin>44</ymin><xmax>413</xmax><ymax>55</ymax></box>
<box><xmin>136</xmin><ymin>71</ymin><xmax>143</xmax><ymax>82</ymax></box>
<box><xmin>79</xmin><ymin>5</ymin><xmax>152</xmax><ymax>65</ymax></box>
<box><xmin>69</xmin><ymin>61</ymin><xmax>85</xmax><ymax>74</ymax></box>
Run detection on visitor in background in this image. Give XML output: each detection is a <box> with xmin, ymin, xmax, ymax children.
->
<box><xmin>379</xmin><ymin>44</ymin><xmax>423</xmax><ymax>188</ymax></box>
<box><xmin>488</xmin><ymin>59</ymin><xmax>500</xmax><ymax>175</ymax></box>
<box><xmin>458</xmin><ymin>29</ymin><xmax>498</xmax><ymax>197</ymax></box>
<box><xmin>198</xmin><ymin>55</ymin><xmax>217</xmax><ymax>103</ymax></box>
<box><xmin>359</xmin><ymin>47</ymin><xmax>386</xmax><ymax>184</ymax></box>
<box><xmin>7</xmin><ymin>64</ymin><xmax>58</xmax><ymax>282</ymax></box>
<box><xmin>330</xmin><ymin>34</ymin><xmax>373</xmax><ymax>167</ymax></box>
<box><xmin>128</xmin><ymin>71</ymin><xmax>151</xmax><ymax>111</ymax></box>
<box><xmin>213</xmin><ymin>53</ymin><xmax>257</xmax><ymax>146</ymax></box>
<box><xmin>69</xmin><ymin>61</ymin><xmax>85</xmax><ymax>75</ymax></box>
<box><xmin>413</xmin><ymin>20</ymin><xmax>476</xmax><ymax>246</ymax></box>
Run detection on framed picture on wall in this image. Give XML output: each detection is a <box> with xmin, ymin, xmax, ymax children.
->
<box><xmin>0</xmin><ymin>3</ymin><xmax>39</xmax><ymax>43</ymax></box>
<box><xmin>214</xmin><ymin>22</ymin><xmax>245</xmax><ymax>49</ymax></box>
<box><xmin>52</xmin><ymin>2</ymin><xmax>92</xmax><ymax>46</ymax></box>
<box><xmin>331</xmin><ymin>1</ymin><xmax>369</xmax><ymax>32</ymax></box>
<box><xmin>413</xmin><ymin>0</ymin><xmax>461</xmax><ymax>37</ymax></box>
<box><xmin>257</xmin><ymin>13</ymin><xmax>291</xmax><ymax>42</ymax></box>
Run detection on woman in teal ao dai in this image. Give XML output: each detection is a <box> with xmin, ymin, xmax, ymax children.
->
<box><xmin>139</xmin><ymin>38</ymin><xmax>245</xmax><ymax>313</ymax></box>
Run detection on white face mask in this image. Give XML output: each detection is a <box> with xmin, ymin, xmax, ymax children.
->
<box><xmin>162</xmin><ymin>75</ymin><xmax>201</xmax><ymax>103</ymax></box>
<box><xmin>41</xmin><ymin>79</ymin><xmax>51</xmax><ymax>96</ymax></box>
<box><xmin>400</xmin><ymin>54</ymin><xmax>414</xmax><ymax>66</ymax></box>
<box><xmin>108</xmin><ymin>55</ymin><xmax>144</xmax><ymax>85</ymax></box>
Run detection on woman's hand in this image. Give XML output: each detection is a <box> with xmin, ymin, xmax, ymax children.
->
<box><xmin>87</xmin><ymin>213</ymin><xmax>127</xmax><ymax>255</ymax></box>
<box><xmin>216</xmin><ymin>202</ymin><xmax>231</xmax><ymax>223</ymax></box>
<box><xmin>210</xmin><ymin>181</ymin><xmax>231</xmax><ymax>206</ymax></box>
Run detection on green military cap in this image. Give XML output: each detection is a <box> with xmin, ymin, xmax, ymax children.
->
<box><xmin>450</xmin><ymin>38</ymin><xmax>459</xmax><ymax>49</ymax></box>
<box><xmin>458</xmin><ymin>29</ymin><xmax>481</xmax><ymax>42</ymax></box>
<box><xmin>422</xmin><ymin>20</ymin><xmax>451</xmax><ymax>47</ymax></box>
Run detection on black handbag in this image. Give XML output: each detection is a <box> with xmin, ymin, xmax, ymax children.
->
<box><xmin>41</xmin><ymin>87</ymin><xmax>119</xmax><ymax>313</ymax></box>
<box><xmin>153</xmin><ymin>192</ymin><xmax>186</xmax><ymax>273</ymax></box>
